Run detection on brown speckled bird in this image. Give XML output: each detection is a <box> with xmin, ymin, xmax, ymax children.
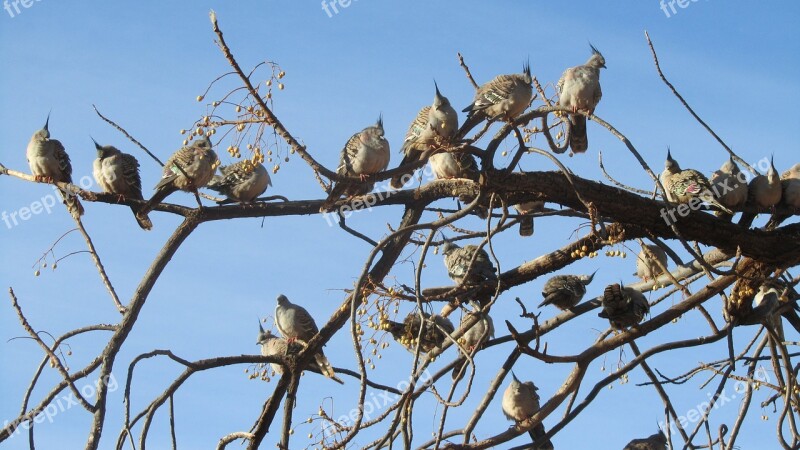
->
<box><xmin>92</xmin><ymin>139</ymin><xmax>151</xmax><ymax>230</ymax></box>
<box><xmin>599</xmin><ymin>283</ymin><xmax>650</xmax><ymax>329</ymax></box>
<box><xmin>557</xmin><ymin>45</ymin><xmax>606</xmax><ymax>154</ymax></box>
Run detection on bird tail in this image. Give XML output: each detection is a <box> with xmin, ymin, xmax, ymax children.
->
<box><xmin>519</xmin><ymin>216</ymin><xmax>534</xmax><ymax>237</ymax></box>
<box><xmin>451</xmin><ymin>356</ymin><xmax>468</xmax><ymax>381</ymax></box>
<box><xmin>205</xmin><ymin>174</ymin><xmax>225</xmax><ymax>192</ymax></box>
<box><xmin>528</xmin><ymin>423</ymin><xmax>555</xmax><ymax>450</ymax></box>
<box><xmin>737</xmin><ymin>212</ymin><xmax>756</xmax><ymax>228</ymax></box>
<box><xmin>319</xmin><ymin>182</ymin><xmax>348</xmax><ymax>213</ymax></box>
<box><xmin>390</xmin><ymin>152</ymin><xmax>420</xmax><ymax>190</ymax></box>
<box><xmin>708</xmin><ymin>199</ymin><xmax>734</xmax><ymax>216</ymax></box>
<box><xmin>137</xmin><ymin>185</ymin><xmax>177</xmax><ymax>224</ymax></box>
<box><xmin>130</xmin><ymin>205</ymin><xmax>153</xmax><ymax>230</ymax></box>
<box><xmin>765</xmin><ymin>213</ymin><xmax>788</xmax><ymax>230</ymax></box>
<box><xmin>568</xmin><ymin>115</ymin><xmax>588</xmax><ymax>154</ymax></box>
<box><xmin>60</xmin><ymin>189</ymin><xmax>84</xmax><ymax>219</ymax></box>
<box><xmin>314</xmin><ymin>353</ymin><xmax>344</xmax><ymax>384</ymax></box>
<box><xmin>456</xmin><ymin>111</ymin><xmax>486</xmax><ymax>140</ymax></box>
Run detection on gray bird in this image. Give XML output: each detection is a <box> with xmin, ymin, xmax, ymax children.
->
<box><xmin>539</xmin><ymin>271</ymin><xmax>596</xmax><ymax>310</ymax></box>
<box><xmin>599</xmin><ymin>283</ymin><xmax>650</xmax><ymax>329</ymax></box>
<box><xmin>452</xmin><ymin>307</ymin><xmax>495</xmax><ymax>380</ymax></box>
<box><xmin>660</xmin><ymin>149</ymin><xmax>733</xmax><ymax>215</ymax></box>
<box><xmin>137</xmin><ymin>136</ymin><xmax>219</xmax><ymax>222</ymax></box>
<box><xmin>257</xmin><ymin>322</ymin><xmax>343</xmax><ymax>384</ymax></box>
<box><xmin>26</xmin><ymin>113</ymin><xmax>84</xmax><ymax>219</ymax></box>
<box><xmin>766</xmin><ymin>163</ymin><xmax>800</xmax><ymax>230</ymax></box>
<box><xmin>206</xmin><ymin>159</ymin><xmax>271</xmax><ymax>204</ymax></box>
<box><xmin>634</xmin><ymin>244</ymin><xmax>668</xmax><ymax>282</ymax></box>
<box><xmin>514</xmin><ymin>201</ymin><xmax>544</xmax><ymax>237</ymax></box>
<box><xmin>382</xmin><ymin>311</ymin><xmax>455</xmax><ymax>353</ymax></box>
<box><xmin>92</xmin><ymin>139</ymin><xmax>152</xmax><ymax>230</ymax></box>
<box><xmin>739</xmin><ymin>156</ymin><xmax>782</xmax><ymax>228</ymax></box>
<box><xmin>623</xmin><ymin>430</ymin><xmax>667</xmax><ymax>450</ymax></box>
<box><xmin>320</xmin><ymin>116</ymin><xmax>390</xmax><ymax>212</ymax></box>
<box><xmin>557</xmin><ymin>45</ymin><xmax>606</xmax><ymax>154</ymax></box>
<box><xmin>460</xmin><ymin>63</ymin><xmax>533</xmax><ymax>136</ymax></box>
<box><xmin>501</xmin><ymin>373</ymin><xmax>554</xmax><ymax>449</ymax></box>
<box><xmin>710</xmin><ymin>156</ymin><xmax>748</xmax><ymax>221</ymax></box>
<box><xmin>390</xmin><ymin>83</ymin><xmax>458</xmax><ymax>189</ymax></box>
<box><xmin>428</xmin><ymin>151</ymin><xmax>479</xmax><ymax>182</ymax></box>
<box><xmin>442</xmin><ymin>241</ymin><xmax>498</xmax><ymax>287</ymax></box>
<box><xmin>273</xmin><ymin>294</ymin><xmax>339</xmax><ymax>381</ymax></box>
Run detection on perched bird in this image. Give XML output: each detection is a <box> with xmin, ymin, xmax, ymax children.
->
<box><xmin>206</xmin><ymin>160</ymin><xmax>271</xmax><ymax>204</ymax></box>
<box><xmin>766</xmin><ymin>163</ymin><xmax>800</xmax><ymax>230</ymax></box>
<box><xmin>599</xmin><ymin>283</ymin><xmax>650</xmax><ymax>329</ymax></box>
<box><xmin>660</xmin><ymin>149</ymin><xmax>733</xmax><ymax>215</ymax></box>
<box><xmin>459</xmin><ymin>63</ymin><xmax>533</xmax><ymax>136</ymax></box>
<box><xmin>273</xmin><ymin>294</ymin><xmax>338</xmax><ymax>381</ymax></box>
<box><xmin>623</xmin><ymin>430</ymin><xmax>667</xmax><ymax>450</ymax></box>
<box><xmin>710</xmin><ymin>156</ymin><xmax>748</xmax><ymax>221</ymax></box>
<box><xmin>428</xmin><ymin>151</ymin><xmax>479</xmax><ymax>182</ymax></box>
<box><xmin>634</xmin><ymin>244</ymin><xmax>668</xmax><ymax>282</ymax></box>
<box><xmin>257</xmin><ymin>322</ymin><xmax>343</xmax><ymax>384</ymax></box>
<box><xmin>382</xmin><ymin>311</ymin><xmax>455</xmax><ymax>353</ymax></box>
<box><xmin>390</xmin><ymin>83</ymin><xmax>458</xmax><ymax>189</ymax></box>
<box><xmin>451</xmin><ymin>307</ymin><xmax>495</xmax><ymax>380</ymax></box>
<box><xmin>501</xmin><ymin>373</ymin><xmax>554</xmax><ymax>450</ymax></box>
<box><xmin>442</xmin><ymin>241</ymin><xmax>498</xmax><ymax>287</ymax></box>
<box><xmin>514</xmin><ymin>201</ymin><xmax>544</xmax><ymax>237</ymax></box>
<box><xmin>320</xmin><ymin>116</ymin><xmax>390</xmax><ymax>212</ymax></box>
<box><xmin>137</xmin><ymin>136</ymin><xmax>219</xmax><ymax>222</ymax></box>
<box><xmin>539</xmin><ymin>271</ymin><xmax>596</xmax><ymax>310</ymax></box>
<box><xmin>739</xmin><ymin>156</ymin><xmax>782</xmax><ymax>228</ymax></box>
<box><xmin>557</xmin><ymin>45</ymin><xmax>606</xmax><ymax>154</ymax></box>
<box><xmin>26</xmin><ymin>113</ymin><xmax>84</xmax><ymax>219</ymax></box>
<box><xmin>92</xmin><ymin>139</ymin><xmax>152</xmax><ymax>230</ymax></box>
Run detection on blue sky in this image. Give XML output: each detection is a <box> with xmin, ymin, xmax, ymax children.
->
<box><xmin>1</xmin><ymin>1</ymin><xmax>798</xmax><ymax>449</ymax></box>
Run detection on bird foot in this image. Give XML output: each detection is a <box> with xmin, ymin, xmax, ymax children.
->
<box><xmin>359</xmin><ymin>174</ymin><xmax>370</xmax><ymax>182</ymax></box>
<box><xmin>34</xmin><ymin>175</ymin><xmax>54</xmax><ymax>183</ymax></box>
<box><xmin>116</xmin><ymin>194</ymin><xmax>126</xmax><ymax>203</ymax></box>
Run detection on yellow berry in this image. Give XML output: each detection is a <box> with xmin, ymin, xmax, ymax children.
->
<box><xmin>196</xmin><ymin>95</ymin><xmax>204</xmax><ymax>102</ymax></box>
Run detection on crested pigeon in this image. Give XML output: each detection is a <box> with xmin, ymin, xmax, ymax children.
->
<box><xmin>739</xmin><ymin>156</ymin><xmax>783</xmax><ymax>228</ymax></box>
<box><xmin>514</xmin><ymin>200</ymin><xmax>544</xmax><ymax>237</ymax></box>
<box><xmin>451</xmin><ymin>307</ymin><xmax>495</xmax><ymax>380</ymax></box>
<box><xmin>599</xmin><ymin>283</ymin><xmax>650</xmax><ymax>329</ymax></box>
<box><xmin>710</xmin><ymin>156</ymin><xmax>748</xmax><ymax>221</ymax></box>
<box><xmin>92</xmin><ymin>139</ymin><xmax>152</xmax><ymax>230</ymax></box>
<box><xmin>660</xmin><ymin>149</ymin><xmax>733</xmax><ymax>215</ymax></box>
<box><xmin>382</xmin><ymin>311</ymin><xmax>455</xmax><ymax>353</ymax></box>
<box><xmin>320</xmin><ymin>116</ymin><xmax>390</xmax><ymax>212</ymax></box>
<box><xmin>539</xmin><ymin>272</ymin><xmax>596</xmax><ymax>310</ymax></box>
<box><xmin>766</xmin><ymin>163</ymin><xmax>800</xmax><ymax>230</ymax></box>
<box><xmin>634</xmin><ymin>244</ymin><xmax>668</xmax><ymax>282</ymax></box>
<box><xmin>557</xmin><ymin>45</ymin><xmax>606</xmax><ymax>154</ymax></box>
<box><xmin>257</xmin><ymin>322</ymin><xmax>343</xmax><ymax>384</ymax></box>
<box><xmin>459</xmin><ymin>63</ymin><xmax>533</xmax><ymax>136</ymax></box>
<box><xmin>390</xmin><ymin>82</ymin><xmax>458</xmax><ymax>189</ymax></box>
<box><xmin>206</xmin><ymin>159</ymin><xmax>271</xmax><ymax>203</ymax></box>
<box><xmin>273</xmin><ymin>294</ymin><xmax>339</xmax><ymax>381</ymax></box>
<box><xmin>137</xmin><ymin>136</ymin><xmax>219</xmax><ymax>222</ymax></box>
<box><xmin>501</xmin><ymin>373</ymin><xmax>554</xmax><ymax>449</ymax></box>
<box><xmin>26</xmin><ymin>113</ymin><xmax>84</xmax><ymax>219</ymax></box>
<box><xmin>623</xmin><ymin>430</ymin><xmax>667</xmax><ymax>450</ymax></box>
<box><xmin>442</xmin><ymin>240</ymin><xmax>498</xmax><ymax>287</ymax></box>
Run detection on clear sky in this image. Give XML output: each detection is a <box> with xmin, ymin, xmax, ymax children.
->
<box><xmin>1</xmin><ymin>1</ymin><xmax>798</xmax><ymax>449</ymax></box>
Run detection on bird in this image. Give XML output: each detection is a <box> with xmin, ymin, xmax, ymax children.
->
<box><xmin>710</xmin><ymin>156</ymin><xmax>748</xmax><ymax>221</ymax></box>
<box><xmin>634</xmin><ymin>244</ymin><xmax>668</xmax><ymax>282</ymax></box>
<box><xmin>206</xmin><ymin>159</ymin><xmax>271</xmax><ymax>204</ymax></box>
<box><xmin>273</xmin><ymin>294</ymin><xmax>339</xmax><ymax>381</ymax></box>
<box><xmin>137</xmin><ymin>136</ymin><xmax>219</xmax><ymax>222</ymax></box>
<box><xmin>459</xmin><ymin>62</ymin><xmax>533</xmax><ymax>137</ymax></box>
<box><xmin>766</xmin><ymin>163</ymin><xmax>800</xmax><ymax>230</ymax></box>
<box><xmin>539</xmin><ymin>271</ymin><xmax>596</xmax><ymax>310</ymax></box>
<box><xmin>257</xmin><ymin>322</ymin><xmax>343</xmax><ymax>384</ymax></box>
<box><xmin>320</xmin><ymin>116</ymin><xmax>390</xmax><ymax>212</ymax></box>
<box><xmin>660</xmin><ymin>149</ymin><xmax>733</xmax><ymax>215</ymax></box>
<box><xmin>91</xmin><ymin>139</ymin><xmax>152</xmax><ymax>230</ymax></box>
<box><xmin>514</xmin><ymin>201</ymin><xmax>544</xmax><ymax>237</ymax></box>
<box><xmin>381</xmin><ymin>311</ymin><xmax>455</xmax><ymax>353</ymax></box>
<box><xmin>557</xmin><ymin>44</ymin><xmax>606</xmax><ymax>154</ymax></box>
<box><xmin>26</xmin><ymin>113</ymin><xmax>84</xmax><ymax>219</ymax></box>
<box><xmin>428</xmin><ymin>151</ymin><xmax>479</xmax><ymax>182</ymax></box>
<box><xmin>623</xmin><ymin>430</ymin><xmax>667</xmax><ymax>450</ymax></box>
<box><xmin>599</xmin><ymin>283</ymin><xmax>650</xmax><ymax>329</ymax></box>
<box><xmin>501</xmin><ymin>373</ymin><xmax>554</xmax><ymax>450</ymax></box>
<box><xmin>451</xmin><ymin>307</ymin><xmax>495</xmax><ymax>380</ymax></box>
<box><xmin>390</xmin><ymin>82</ymin><xmax>458</xmax><ymax>189</ymax></box>
<box><xmin>739</xmin><ymin>156</ymin><xmax>782</xmax><ymax>228</ymax></box>
<box><xmin>442</xmin><ymin>240</ymin><xmax>498</xmax><ymax>287</ymax></box>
